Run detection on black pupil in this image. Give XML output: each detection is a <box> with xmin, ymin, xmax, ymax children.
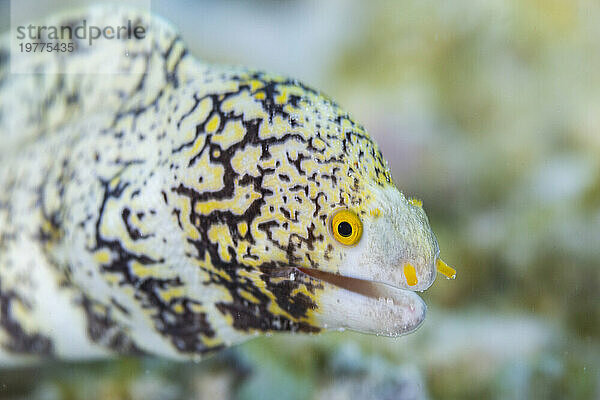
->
<box><xmin>337</xmin><ymin>221</ymin><xmax>353</xmax><ymax>237</ymax></box>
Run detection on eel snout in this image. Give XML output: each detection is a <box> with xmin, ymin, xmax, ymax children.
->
<box><xmin>298</xmin><ymin>268</ymin><xmax>427</xmax><ymax>337</ymax></box>
<box><xmin>298</xmin><ymin>258</ymin><xmax>455</xmax><ymax>336</ymax></box>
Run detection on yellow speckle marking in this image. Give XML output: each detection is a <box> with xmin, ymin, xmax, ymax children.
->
<box><xmin>109</xmin><ymin>175</ymin><xmax>121</xmax><ymax>189</ymax></box>
<box><xmin>160</xmin><ymin>287</ymin><xmax>185</xmax><ymax>302</ymax></box>
<box><xmin>370</xmin><ymin>208</ymin><xmax>382</xmax><ymax>217</ymax></box>
<box><xmin>195</xmin><ymin>185</ymin><xmax>261</xmax><ymax>216</ymax></box>
<box><xmin>205</xmin><ymin>114</ymin><xmax>220</xmax><ymax>133</ymax></box>
<box><xmin>248</xmin><ymin>79</ymin><xmax>265</xmax><ymax>92</ymax></box>
<box><xmin>313</xmin><ymin>138</ymin><xmax>326</xmax><ymax>150</ymax></box>
<box><xmin>185</xmin><ymin>135</ymin><xmax>206</xmax><ymax>160</ymax></box>
<box><xmin>275</xmin><ymin>88</ymin><xmax>289</xmax><ymax>104</ymax></box>
<box><xmin>207</xmin><ymin>224</ymin><xmax>234</xmax><ymax>262</ymax></box>
<box><xmin>238</xmin><ymin>289</ymin><xmax>260</xmax><ymax>304</ymax></box>
<box><xmin>404</xmin><ymin>264</ymin><xmax>418</xmax><ymax>286</ymax></box>
<box><xmin>212</xmin><ymin>119</ymin><xmax>245</xmax><ymax>149</ymax></box>
<box><xmin>131</xmin><ymin>261</ymin><xmax>157</xmax><ymax>279</ymax></box>
<box><xmin>231</xmin><ymin>144</ymin><xmax>262</xmax><ymax>177</ymax></box>
<box><xmin>237</xmin><ymin>221</ymin><xmax>248</xmax><ymax>237</ymax></box>
<box><xmin>408</xmin><ymin>198</ymin><xmax>423</xmax><ymax>207</ymax></box>
<box><xmin>173</xmin><ymin>303</ymin><xmax>185</xmax><ymax>313</ymax></box>
<box><xmin>94</xmin><ymin>250</ymin><xmax>111</xmax><ymax>264</ymax></box>
<box><xmin>189</xmin><ymin>302</ymin><xmax>205</xmax><ymax>313</ymax></box>
<box><xmin>436</xmin><ymin>259</ymin><xmax>456</xmax><ymax>279</ymax></box>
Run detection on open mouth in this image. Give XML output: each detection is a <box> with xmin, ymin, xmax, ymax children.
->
<box><xmin>290</xmin><ymin>267</ymin><xmax>429</xmax><ymax>337</ymax></box>
<box><xmin>270</xmin><ymin>261</ymin><xmax>455</xmax><ymax>337</ymax></box>
<box><xmin>297</xmin><ymin>267</ymin><xmax>405</xmax><ymax>302</ymax></box>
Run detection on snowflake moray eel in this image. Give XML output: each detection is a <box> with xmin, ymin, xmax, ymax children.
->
<box><xmin>0</xmin><ymin>7</ymin><xmax>455</xmax><ymax>364</ymax></box>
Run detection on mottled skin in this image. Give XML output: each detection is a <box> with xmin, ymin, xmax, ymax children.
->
<box><xmin>0</xmin><ymin>7</ymin><xmax>442</xmax><ymax>363</ymax></box>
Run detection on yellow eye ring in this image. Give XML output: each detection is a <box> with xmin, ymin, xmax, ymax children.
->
<box><xmin>330</xmin><ymin>209</ymin><xmax>363</xmax><ymax>246</ymax></box>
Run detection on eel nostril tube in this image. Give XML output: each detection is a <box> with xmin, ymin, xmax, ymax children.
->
<box><xmin>403</xmin><ymin>263</ymin><xmax>418</xmax><ymax>286</ymax></box>
<box><xmin>436</xmin><ymin>259</ymin><xmax>457</xmax><ymax>279</ymax></box>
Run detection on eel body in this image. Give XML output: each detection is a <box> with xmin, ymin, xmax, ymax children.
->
<box><xmin>0</xmin><ymin>7</ymin><xmax>453</xmax><ymax>364</ymax></box>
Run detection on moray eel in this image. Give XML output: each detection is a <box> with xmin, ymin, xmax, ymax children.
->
<box><xmin>0</xmin><ymin>7</ymin><xmax>455</xmax><ymax>364</ymax></box>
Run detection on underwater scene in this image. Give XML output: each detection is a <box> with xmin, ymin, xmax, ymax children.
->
<box><xmin>0</xmin><ymin>0</ymin><xmax>598</xmax><ymax>399</ymax></box>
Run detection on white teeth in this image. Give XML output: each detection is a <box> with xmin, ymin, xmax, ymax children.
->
<box><xmin>310</xmin><ymin>280</ymin><xmax>427</xmax><ymax>337</ymax></box>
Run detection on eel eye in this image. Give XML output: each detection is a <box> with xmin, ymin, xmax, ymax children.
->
<box><xmin>330</xmin><ymin>210</ymin><xmax>363</xmax><ymax>246</ymax></box>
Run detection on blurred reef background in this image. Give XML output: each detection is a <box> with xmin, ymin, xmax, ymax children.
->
<box><xmin>0</xmin><ymin>0</ymin><xmax>598</xmax><ymax>399</ymax></box>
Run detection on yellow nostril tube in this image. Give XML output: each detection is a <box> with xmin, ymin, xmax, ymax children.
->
<box><xmin>436</xmin><ymin>259</ymin><xmax>456</xmax><ymax>279</ymax></box>
<box><xmin>403</xmin><ymin>264</ymin><xmax>418</xmax><ymax>286</ymax></box>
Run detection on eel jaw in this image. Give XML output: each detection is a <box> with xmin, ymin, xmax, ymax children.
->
<box><xmin>298</xmin><ymin>268</ymin><xmax>427</xmax><ymax>337</ymax></box>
